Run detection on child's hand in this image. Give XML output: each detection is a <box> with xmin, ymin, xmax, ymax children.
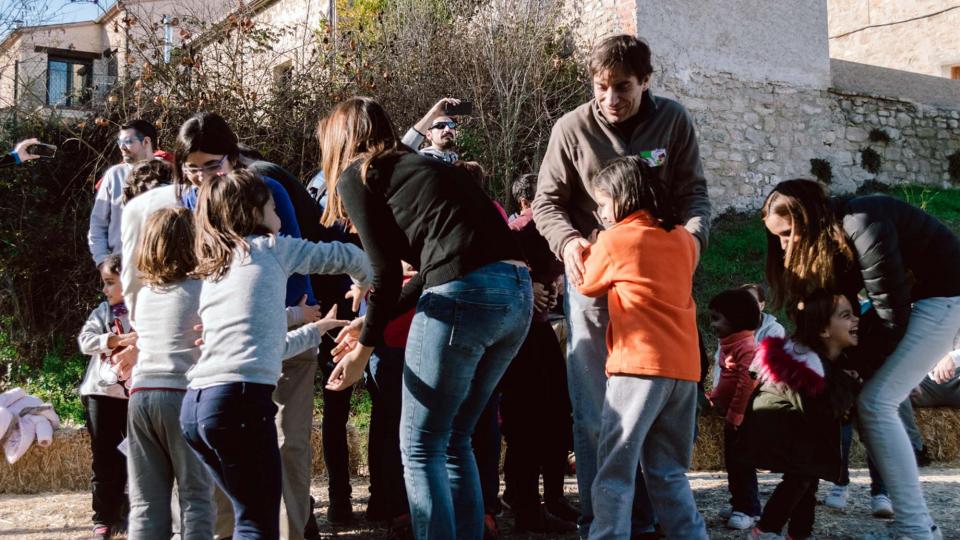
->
<box><xmin>345</xmin><ymin>283</ymin><xmax>371</xmax><ymax>313</ymax></box>
<box><xmin>111</xmin><ymin>345</ymin><xmax>138</xmax><ymax>380</ymax></box>
<box><xmin>107</xmin><ymin>331</ymin><xmax>137</xmax><ymax>350</ymax></box>
<box><xmin>532</xmin><ymin>282</ymin><xmax>551</xmax><ymax>313</ymax></box>
<box><xmin>930</xmin><ymin>354</ymin><xmax>958</xmax><ymax>384</ymax></box>
<box><xmin>193</xmin><ymin>324</ymin><xmax>204</xmax><ymax>346</ymax></box>
<box><xmin>296</xmin><ymin>294</ymin><xmax>323</xmax><ymax>324</ymax></box>
<box><xmin>311</xmin><ymin>305</ymin><xmax>350</xmax><ymax>335</ymax></box>
<box><xmin>723</xmin><ymin>356</ymin><xmax>736</xmax><ymax>370</ymax></box>
<box><xmin>330</xmin><ymin>317</ymin><xmax>364</xmax><ymax>361</ymax></box>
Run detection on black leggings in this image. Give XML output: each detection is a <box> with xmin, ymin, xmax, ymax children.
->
<box><xmin>758</xmin><ymin>473</ymin><xmax>818</xmax><ymax>538</ymax></box>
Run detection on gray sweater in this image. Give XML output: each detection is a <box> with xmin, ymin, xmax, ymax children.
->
<box><xmin>78</xmin><ymin>301</ymin><xmax>131</xmax><ymax>399</ymax></box>
<box><xmin>188</xmin><ymin>234</ymin><xmax>373</xmax><ymax>389</ymax></box>
<box><xmin>129</xmin><ymin>278</ymin><xmax>202</xmax><ymax>391</ymax></box>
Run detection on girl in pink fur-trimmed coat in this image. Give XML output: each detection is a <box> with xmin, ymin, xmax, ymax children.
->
<box><xmin>739</xmin><ymin>290</ymin><xmax>862</xmax><ymax>540</ymax></box>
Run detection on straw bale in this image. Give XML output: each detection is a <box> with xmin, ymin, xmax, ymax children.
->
<box><xmin>915</xmin><ymin>407</ymin><xmax>960</xmax><ymax>462</ymax></box>
<box><xmin>0</xmin><ymin>426</ymin><xmax>90</xmax><ymax>494</ymax></box>
<box><xmin>310</xmin><ymin>422</ymin><xmax>365</xmax><ymax>478</ymax></box>
<box><xmin>691</xmin><ymin>415</ymin><xmax>725</xmax><ymax>471</ymax></box>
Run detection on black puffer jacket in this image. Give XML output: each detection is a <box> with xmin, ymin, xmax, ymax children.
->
<box><xmin>838</xmin><ymin>195</ymin><xmax>960</xmax><ymax>352</ymax></box>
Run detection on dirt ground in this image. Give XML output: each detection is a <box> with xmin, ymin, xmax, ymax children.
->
<box><xmin>1</xmin><ymin>467</ymin><xmax>958</xmax><ymax>539</ymax></box>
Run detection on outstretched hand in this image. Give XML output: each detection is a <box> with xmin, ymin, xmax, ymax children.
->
<box><xmin>345</xmin><ymin>283</ymin><xmax>370</xmax><ymax>313</ymax></box>
<box><xmin>312</xmin><ymin>305</ymin><xmax>350</xmax><ymax>335</ymax></box>
<box><xmin>325</xmin><ymin>316</ymin><xmax>371</xmax><ymax>392</ymax></box>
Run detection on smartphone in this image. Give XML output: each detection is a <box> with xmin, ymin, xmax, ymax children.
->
<box><xmin>27</xmin><ymin>143</ymin><xmax>57</xmax><ymax>158</ymax></box>
<box><xmin>444</xmin><ymin>100</ymin><xmax>473</xmax><ymax>116</ymax></box>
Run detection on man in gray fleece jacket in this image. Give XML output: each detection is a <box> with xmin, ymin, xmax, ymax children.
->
<box><xmin>532</xmin><ymin>34</ymin><xmax>710</xmax><ymax>538</ymax></box>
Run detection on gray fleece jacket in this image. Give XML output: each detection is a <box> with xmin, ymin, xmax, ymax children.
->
<box><xmin>532</xmin><ymin>91</ymin><xmax>711</xmax><ymax>258</ymax></box>
<box><xmin>188</xmin><ymin>234</ymin><xmax>372</xmax><ymax>389</ymax></box>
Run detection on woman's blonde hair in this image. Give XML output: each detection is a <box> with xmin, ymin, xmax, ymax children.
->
<box><xmin>137</xmin><ymin>207</ymin><xmax>197</xmax><ymax>286</ymax></box>
<box><xmin>193</xmin><ymin>169</ymin><xmax>273</xmax><ymax>281</ymax></box>
<box><xmin>316</xmin><ymin>97</ymin><xmax>405</xmax><ymax>227</ymax></box>
<box><xmin>762</xmin><ymin>179</ymin><xmax>854</xmax><ymax>310</ymax></box>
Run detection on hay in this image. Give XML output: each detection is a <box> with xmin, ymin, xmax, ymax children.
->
<box><xmin>309</xmin><ymin>422</ymin><xmax>366</xmax><ymax>478</ymax></box>
<box><xmin>915</xmin><ymin>407</ymin><xmax>960</xmax><ymax>462</ymax></box>
<box><xmin>0</xmin><ymin>426</ymin><xmax>90</xmax><ymax>494</ymax></box>
<box><xmin>690</xmin><ymin>407</ymin><xmax>960</xmax><ymax>471</ymax></box>
<box><xmin>691</xmin><ymin>415</ymin><xmax>725</xmax><ymax>471</ymax></box>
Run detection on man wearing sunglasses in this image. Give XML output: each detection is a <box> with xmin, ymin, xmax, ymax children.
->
<box><xmin>401</xmin><ymin>97</ymin><xmax>462</xmax><ymax>163</ymax></box>
<box><xmin>88</xmin><ymin>119</ymin><xmax>159</xmax><ymax>266</ymax></box>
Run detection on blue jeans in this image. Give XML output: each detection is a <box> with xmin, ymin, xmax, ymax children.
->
<box><xmin>365</xmin><ymin>346</ymin><xmax>409</xmax><ymax>519</ymax></box>
<box><xmin>565</xmin><ymin>282</ymin><xmax>656</xmax><ymax>538</ymax></box>
<box><xmin>400</xmin><ymin>262</ymin><xmax>533</xmax><ymax>540</ymax></box>
<box><xmin>858</xmin><ymin>296</ymin><xmax>960</xmax><ymax>539</ymax></box>
<box><xmin>180</xmin><ymin>383</ymin><xmax>281</xmax><ymax>540</ymax></box>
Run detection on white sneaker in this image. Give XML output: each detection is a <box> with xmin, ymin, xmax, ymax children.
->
<box><xmin>824</xmin><ymin>484</ymin><xmax>848</xmax><ymax>510</ymax></box>
<box><xmin>871</xmin><ymin>494</ymin><xmax>894</xmax><ymax>518</ymax></box>
<box><xmin>727</xmin><ymin>511</ymin><xmax>758</xmax><ymax>530</ymax></box>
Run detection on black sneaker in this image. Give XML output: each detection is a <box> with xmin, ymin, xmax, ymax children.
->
<box><xmin>304</xmin><ymin>496</ymin><xmax>322</xmax><ymax>539</ymax></box>
<box><xmin>327</xmin><ymin>497</ymin><xmax>354</xmax><ymax>525</ymax></box>
<box><xmin>386</xmin><ymin>514</ymin><xmax>415</xmax><ymax>540</ymax></box>
<box><xmin>514</xmin><ymin>504</ymin><xmax>577</xmax><ymax>533</ymax></box>
<box><xmin>916</xmin><ymin>446</ymin><xmax>933</xmax><ymax>467</ymax></box>
<box><xmin>544</xmin><ymin>495</ymin><xmax>580</xmax><ymax>523</ymax></box>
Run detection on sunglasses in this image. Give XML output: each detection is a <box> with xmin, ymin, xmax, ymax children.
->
<box><xmin>430</xmin><ymin>120</ymin><xmax>458</xmax><ymax>130</ymax></box>
<box><xmin>182</xmin><ymin>155</ymin><xmax>228</xmax><ymax>176</ymax></box>
<box><xmin>117</xmin><ymin>135</ymin><xmax>145</xmax><ymax>147</ymax></box>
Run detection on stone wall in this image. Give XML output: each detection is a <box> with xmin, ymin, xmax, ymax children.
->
<box><xmin>828</xmin><ymin>0</ymin><xmax>960</xmax><ymax>79</ymax></box>
<box><xmin>652</xmin><ymin>60</ymin><xmax>960</xmax><ymax>213</ymax></box>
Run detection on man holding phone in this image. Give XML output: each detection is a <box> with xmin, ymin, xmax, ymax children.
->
<box><xmin>1</xmin><ymin>138</ymin><xmax>54</xmax><ymax>167</ymax></box>
<box><xmin>401</xmin><ymin>97</ymin><xmax>471</xmax><ymax>163</ymax></box>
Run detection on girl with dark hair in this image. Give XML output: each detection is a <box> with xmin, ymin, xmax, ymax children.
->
<box><xmin>740</xmin><ymin>290</ymin><xmax>862</xmax><ymax>540</ymax></box>
<box><xmin>762</xmin><ymin>179</ymin><xmax>960</xmax><ymax>540</ymax></box>
<box><xmin>179</xmin><ymin>170</ymin><xmax>371</xmax><ymax>539</ymax></box>
<box><xmin>707</xmin><ymin>288</ymin><xmax>762</xmax><ymax>531</ymax></box>
<box><xmin>578</xmin><ymin>156</ymin><xmax>706</xmax><ymax>539</ymax></box>
<box><xmin>317</xmin><ymin>96</ymin><xmax>532</xmax><ymax>540</ymax></box>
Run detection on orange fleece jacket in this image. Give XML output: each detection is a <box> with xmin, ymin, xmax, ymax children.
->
<box><xmin>578</xmin><ymin>210</ymin><xmax>699</xmax><ymax>381</ymax></box>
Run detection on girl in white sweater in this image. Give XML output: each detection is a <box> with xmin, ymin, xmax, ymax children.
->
<box><xmin>180</xmin><ymin>169</ymin><xmax>372</xmax><ymax>539</ymax></box>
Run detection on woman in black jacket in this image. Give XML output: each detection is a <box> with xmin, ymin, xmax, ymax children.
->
<box><xmin>318</xmin><ymin>97</ymin><xmax>534</xmax><ymax>540</ymax></box>
<box><xmin>761</xmin><ymin>179</ymin><xmax>960</xmax><ymax>540</ymax></box>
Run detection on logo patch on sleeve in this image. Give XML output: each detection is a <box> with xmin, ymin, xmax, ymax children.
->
<box><xmin>638</xmin><ymin>149</ymin><xmax>667</xmax><ymax>167</ymax></box>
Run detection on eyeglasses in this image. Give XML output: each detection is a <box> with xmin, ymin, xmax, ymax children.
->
<box><xmin>117</xmin><ymin>135</ymin><xmax>145</xmax><ymax>147</ymax></box>
<box><xmin>182</xmin><ymin>155</ymin><xmax>228</xmax><ymax>176</ymax></box>
<box><xmin>430</xmin><ymin>120</ymin><xmax>457</xmax><ymax>131</ymax></box>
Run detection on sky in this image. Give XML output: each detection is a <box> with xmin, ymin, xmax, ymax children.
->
<box><xmin>1</xmin><ymin>0</ymin><xmax>116</xmax><ymax>39</ymax></box>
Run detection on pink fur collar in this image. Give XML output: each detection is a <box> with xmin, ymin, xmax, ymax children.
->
<box><xmin>751</xmin><ymin>337</ymin><xmax>826</xmax><ymax>395</ymax></box>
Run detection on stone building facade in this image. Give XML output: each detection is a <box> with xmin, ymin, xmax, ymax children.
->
<box><xmin>828</xmin><ymin>0</ymin><xmax>960</xmax><ymax>80</ymax></box>
<box><xmin>573</xmin><ymin>0</ymin><xmax>960</xmax><ymax>213</ymax></box>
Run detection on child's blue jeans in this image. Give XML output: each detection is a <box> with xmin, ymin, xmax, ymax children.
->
<box><xmin>180</xmin><ymin>382</ymin><xmax>281</xmax><ymax>540</ymax></box>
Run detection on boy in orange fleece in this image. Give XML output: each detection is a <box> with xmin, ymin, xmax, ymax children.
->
<box><xmin>578</xmin><ymin>156</ymin><xmax>706</xmax><ymax>540</ymax></box>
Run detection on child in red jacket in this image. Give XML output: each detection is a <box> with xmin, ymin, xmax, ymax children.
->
<box><xmin>708</xmin><ymin>289</ymin><xmax>763</xmax><ymax>530</ymax></box>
